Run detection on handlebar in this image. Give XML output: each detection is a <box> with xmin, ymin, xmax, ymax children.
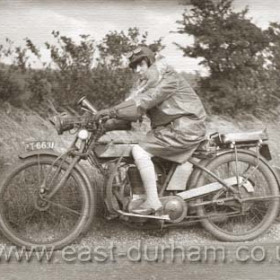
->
<box><xmin>50</xmin><ymin>96</ymin><xmax>104</xmax><ymax>134</ymax></box>
<box><xmin>49</xmin><ymin>113</ymin><xmax>97</xmax><ymax>134</ymax></box>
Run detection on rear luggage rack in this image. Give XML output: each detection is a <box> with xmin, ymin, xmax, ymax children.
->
<box><xmin>210</xmin><ymin>129</ymin><xmax>268</xmax><ymax>146</ymax></box>
<box><xmin>221</xmin><ymin>129</ymin><xmax>268</xmax><ymax>144</ymax></box>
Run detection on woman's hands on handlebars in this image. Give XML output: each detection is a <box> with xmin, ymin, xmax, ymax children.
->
<box><xmin>94</xmin><ymin>107</ymin><xmax>117</xmax><ymax>121</ymax></box>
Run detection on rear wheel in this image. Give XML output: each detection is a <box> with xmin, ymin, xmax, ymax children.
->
<box><xmin>0</xmin><ymin>155</ymin><xmax>90</xmax><ymax>249</ymax></box>
<box><xmin>195</xmin><ymin>151</ymin><xmax>279</xmax><ymax>241</ymax></box>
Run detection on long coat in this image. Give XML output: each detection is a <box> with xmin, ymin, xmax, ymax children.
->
<box><xmin>132</xmin><ymin>62</ymin><xmax>207</xmax><ymax>163</ymax></box>
<box><xmin>114</xmin><ymin>62</ymin><xmax>207</xmax><ymax>164</ymax></box>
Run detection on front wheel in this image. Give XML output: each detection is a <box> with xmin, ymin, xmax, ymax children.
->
<box><xmin>0</xmin><ymin>155</ymin><xmax>91</xmax><ymax>249</ymax></box>
<box><xmin>195</xmin><ymin>151</ymin><xmax>279</xmax><ymax>242</ymax></box>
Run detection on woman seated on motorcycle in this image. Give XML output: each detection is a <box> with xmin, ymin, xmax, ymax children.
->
<box><xmin>96</xmin><ymin>45</ymin><xmax>207</xmax><ymax>215</ymax></box>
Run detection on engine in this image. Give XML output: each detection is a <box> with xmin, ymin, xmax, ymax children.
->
<box><xmin>126</xmin><ymin>165</ymin><xmax>187</xmax><ymax>223</ymax></box>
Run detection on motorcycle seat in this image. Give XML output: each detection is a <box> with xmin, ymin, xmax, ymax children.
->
<box><xmin>220</xmin><ymin>129</ymin><xmax>268</xmax><ymax>144</ymax></box>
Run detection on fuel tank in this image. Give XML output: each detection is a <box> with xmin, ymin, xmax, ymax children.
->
<box><xmin>95</xmin><ymin>130</ymin><xmax>142</xmax><ymax>158</ymax></box>
<box><xmin>94</xmin><ymin>143</ymin><xmax>135</xmax><ymax>158</ymax></box>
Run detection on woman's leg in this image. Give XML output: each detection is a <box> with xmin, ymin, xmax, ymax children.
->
<box><xmin>131</xmin><ymin>145</ymin><xmax>162</xmax><ymax>213</ymax></box>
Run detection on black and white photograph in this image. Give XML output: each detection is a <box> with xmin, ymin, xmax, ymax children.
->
<box><xmin>1</xmin><ymin>0</ymin><xmax>280</xmax><ymax>279</ymax></box>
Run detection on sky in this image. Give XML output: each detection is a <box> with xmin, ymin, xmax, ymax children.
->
<box><xmin>0</xmin><ymin>0</ymin><xmax>280</xmax><ymax>73</ymax></box>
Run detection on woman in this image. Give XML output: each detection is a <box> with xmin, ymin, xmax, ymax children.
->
<box><xmin>96</xmin><ymin>45</ymin><xmax>207</xmax><ymax>215</ymax></box>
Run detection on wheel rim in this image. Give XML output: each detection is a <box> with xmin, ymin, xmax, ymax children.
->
<box><xmin>198</xmin><ymin>157</ymin><xmax>277</xmax><ymax>237</ymax></box>
<box><xmin>0</xmin><ymin>158</ymin><xmax>87</xmax><ymax>246</ymax></box>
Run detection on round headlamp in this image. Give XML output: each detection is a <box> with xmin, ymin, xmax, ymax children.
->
<box><xmin>78</xmin><ymin>129</ymin><xmax>89</xmax><ymax>140</ymax></box>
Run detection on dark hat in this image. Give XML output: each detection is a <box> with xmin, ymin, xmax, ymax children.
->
<box><xmin>126</xmin><ymin>46</ymin><xmax>156</xmax><ymax>69</ymax></box>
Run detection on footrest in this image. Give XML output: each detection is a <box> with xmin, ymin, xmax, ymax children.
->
<box><xmin>117</xmin><ymin>210</ymin><xmax>170</xmax><ymax>220</ymax></box>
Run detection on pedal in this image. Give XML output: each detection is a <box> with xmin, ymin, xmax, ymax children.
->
<box><xmin>117</xmin><ymin>210</ymin><xmax>170</xmax><ymax>221</ymax></box>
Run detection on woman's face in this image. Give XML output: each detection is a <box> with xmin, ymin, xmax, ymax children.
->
<box><xmin>134</xmin><ymin>59</ymin><xmax>149</xmax><ymax>77</ymax></box>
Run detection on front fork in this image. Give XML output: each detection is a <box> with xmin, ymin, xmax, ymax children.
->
<box><xmin>40</xmin><ymin>138</ymin><xmax>86</xmax><ymax>200</ymax></box>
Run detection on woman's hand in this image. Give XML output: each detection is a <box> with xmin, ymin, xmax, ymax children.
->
<box><xmin>94</xmin><ymin>108</ymin><xmax>116</xmax><ymax>121</ymax></box>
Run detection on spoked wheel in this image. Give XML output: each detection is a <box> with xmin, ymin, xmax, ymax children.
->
<box><xmin>0</xmin><ymin>155</ymin><xmax>90</xmax><ymax>249</ymax></box>
<box><xmin>195</xmin><ymin>151</ymin><xmax>279</xmax><ymax>241</ymax></box>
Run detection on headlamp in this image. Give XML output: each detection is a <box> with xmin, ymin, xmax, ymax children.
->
<box><xmin>78</xmin><ymin>129</ymin><xmax>89</xmax><ymax>140</ymax></box>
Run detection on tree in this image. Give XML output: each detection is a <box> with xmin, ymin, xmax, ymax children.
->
<box><xmin>265</xmin><ymin>23</ymin><xmax>280</xmax><ymax>84</ymax></box>
<box><xmin>176</xmin><ymin>0</ymin><xmax>274</xmax><ymax>116</ymax></box>
<box><xmin>90</xmin><ymin>28</ymin><xmax>163</xmax><ymax>109</ymax></box>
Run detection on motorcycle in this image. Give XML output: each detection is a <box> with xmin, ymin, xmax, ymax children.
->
<box><xmin>0</xmin><ymin>96</ymin><xmax>279</xmax><ymax>250</ymax></box>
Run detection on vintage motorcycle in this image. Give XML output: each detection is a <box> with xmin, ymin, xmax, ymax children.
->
<box><xmin>0</xmin><ymin>96</ymin><xmax>279</xmax><ymax>250</ymax></box>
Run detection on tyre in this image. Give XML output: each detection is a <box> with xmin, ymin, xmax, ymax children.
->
<box><xmin>0</xmin><ymin>155</ymin><xmax>91</xmax><ymax>249</ymax></box>
<box><xmin>195</xmin><ymin>151</ymin><xmax>279</xmax><ymax>242</ymax></box>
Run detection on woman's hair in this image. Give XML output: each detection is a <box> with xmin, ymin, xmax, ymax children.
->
<box><xmin>131</xmin><ymin>57</ymin><xmax>151</xmax><ymax>70</ymax></box>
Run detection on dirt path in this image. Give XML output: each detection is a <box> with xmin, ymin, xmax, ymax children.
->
<box><xmin>2</xmin><ymin>242</ymin><xmax>280</xmax><ymax>280</ymax></box>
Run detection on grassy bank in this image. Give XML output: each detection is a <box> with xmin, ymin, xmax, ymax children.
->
<box><xmin>0</xmin><ymin>104</ymin><xmax>75</xmax><ymax>174</ymax></box>
<box><xmin>0</xmin><ymin>104</ymin><xmax>280</xmax><ymax>173</ymax></box>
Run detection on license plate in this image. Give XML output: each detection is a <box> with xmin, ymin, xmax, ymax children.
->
<box><xmin>25</xmin><ymin>141</ymin><xmax>55</xmax><ymax>151</ymax></box>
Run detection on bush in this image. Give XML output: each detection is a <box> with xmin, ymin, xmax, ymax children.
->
<box><xmin>0</xmin><ymin>29</ymin><xmax>162</xmax><ymax>116</ymax></box>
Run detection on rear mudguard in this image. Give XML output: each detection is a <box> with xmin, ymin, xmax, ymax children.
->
<box><xmin>18</xmin><ymin>150</ymin><xmax>98</xmax><ymax>232</ymax></box>
<box><xmin>187</xmin><ymin>149</ymin><xmax>280</xmax><ymax>191</ymax></box>
<box><xmin>273</xmin><ymin>165</ymin><xmax>280</xmax><ymax>186</ymax></box>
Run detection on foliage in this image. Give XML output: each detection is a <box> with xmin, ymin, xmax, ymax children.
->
<box><xmin>2</xmin><ymin>1</ymin><xmax>280</xmax><ymax>118</ymax></box>
<box><xmin>265</xmin><ymin>22</ymin><xmax>280</xmax><ymax>85</ymax></box>
<box><xmin>0</xmin><ymin>68</ymin><xmax>25</xmax><ymax>105</ymax></box>
<box><xmin>98</xmin><ymin>27</ymin><xmax>162</xmax><ymax>68</ymax></box>
<box><xmin>176</xmin><ymin>0</ymin><xmax>277</xmax><ymax>116</ymax></box>
<box><xmin>0</xmin><ymin>28</ymin><xmax>163</xmax><ymax>116</ymax></box>
<box><xmin>94</xmin><ymin>27</ymin><xmax>162</xmax><ymax>108</ymax></box>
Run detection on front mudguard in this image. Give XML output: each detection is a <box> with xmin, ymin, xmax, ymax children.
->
<box><xmin>19</xmin><ymin>150</ymin><xmax>64</xmax><ymax>160</ymax></box>
<box><xmin>18</xmin><ymin>150</ymin><xmax>99</xmax><ymax>232</ymax></box>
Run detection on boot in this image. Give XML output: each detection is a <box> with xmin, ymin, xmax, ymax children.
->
<box><xmin>131</xmin><ymin>145</ymin><xmax>162</xmax><ymax>215</ymax></box>
<box><xmin>131</xmin><ymin>163</ymin><xmax>162</xmax><ymax>215</ymax></box>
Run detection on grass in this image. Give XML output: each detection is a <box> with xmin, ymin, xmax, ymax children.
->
<box><xmin>0</xmin><ymin>103</ymin><xmax>75</xmax><ymax>174</ymax></box>
<box><xmin>1</xmin><ymin>103</ymin><xmax>280</xmax><ymax>171</ymax></box>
